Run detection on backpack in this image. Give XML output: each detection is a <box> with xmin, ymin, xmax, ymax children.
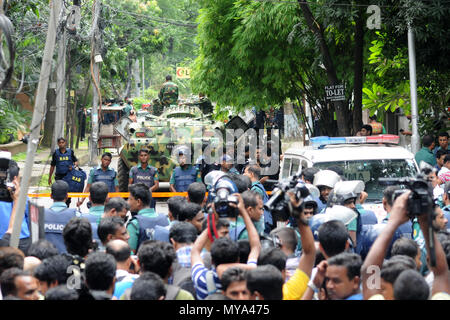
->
<box><xmin>63</xmin><ymin>167</ymin><xmax>87</xmax><ymax>193</ymax></box>
<box><xmin>171</xmin><ymin>262</ymin><xmax>196</xmax><ymax>298</ymax></box>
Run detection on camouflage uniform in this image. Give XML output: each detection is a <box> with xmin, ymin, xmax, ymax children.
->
<box><xmin>151</xmin><ymin>99</ymin><xmax>164</xmax><ymax>116</ymax></box>
<box><xmin>158</xmin><ymin>81</ymin><xmax>179</xmax><ymax>106</ymax></box>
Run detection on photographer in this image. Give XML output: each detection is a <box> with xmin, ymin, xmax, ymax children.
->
<box><xmin>281</xmin><ymin>191</ymin><xmax>316</xmax><ymax>300</ymax></box>
<box><xmin>362</xmin><ymin>191</ymin><xmax>449</xmax><ymax>299</ymax></box>
<box><xmin>190</xmin><ymin>193</ymin><xmax>261</xmax><ymax>300</ymax></box>
<box><xmin>243</xmin><ymin>164</ymin><xmax>272</xmax><ymax>233</ymax></box>
<box><xmin>0</xmin><ymin>163</ymin><xmax>31</xmax><ymax>255</ymax></box>
<box><xmin>228</xmin><ymin>190</ymin><xmax>265</xmax><ymax>240</ymax></box>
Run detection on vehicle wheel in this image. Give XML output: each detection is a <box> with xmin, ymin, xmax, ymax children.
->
<box><xmin>117</xmin><ymin>157</ymin><xmax>130</xmax><ymax>192</ymax></box>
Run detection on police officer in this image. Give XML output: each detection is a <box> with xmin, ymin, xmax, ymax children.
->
<box><xmin>220</xmin><ymin>154</ymin><xmax>240</xmax><ymax>175</ymax></box>
<box><xmin>127</xmin><ymin>183</ymin><xmax>170</xmax><ymax>254</ymax></box>
<box><xmin>77</xmin><ymin>152</ymin><xmax>119</xmax><ymax>208</ymax></box>
<box><xmin>243</xmin><ymin>164</ymin><xmax>272</xmax><ymax>234</ymax></box>
<box><xmin>48</xmin><ymin>137</ymin><xmax>78</xmax><ymax>206</ymax></box>
<box><xmin>44</xmin><ymin>180</ymin><xmax>78</xmax><ymax>253</ymax></box>
<box><xmin>48</xmin><ymin>137</ymin><xmax>78</xmax><ymax>185</ymax></box>
<box><xmin>313</xmin><ymin>169</ymin><xmax>341</xmax><ymax>213</ymax></box>
<box><xmin>169</xmin><ymin>149</ymin><xmax>202</xmax><ymax>193</ymax></box>
<box><xmin>129</xmin><ymin>148</ymin><xmax>159</xmax><ymax>208</ymax></box>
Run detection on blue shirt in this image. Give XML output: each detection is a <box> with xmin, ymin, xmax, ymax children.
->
<box><xmin>346</xmin><ymin>293</ymin><xmax>363</xmax><ymax>300</ymax></box>
<box><xmin>50</xmin><ymin>202</ymin><xmax>68</xmax><ymax>213</ymax></box>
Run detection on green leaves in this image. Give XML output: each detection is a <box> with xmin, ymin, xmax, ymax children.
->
<box><xmin>0</xmin><ymin>98</ymin><xmax>31</xmax><ymax>144</ymax></box>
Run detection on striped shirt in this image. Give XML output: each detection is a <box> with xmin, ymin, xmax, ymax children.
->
<box><xmin>191</xmin><ymin>259</ymin><xmax>258</xmax><ymax>300</ymax></box>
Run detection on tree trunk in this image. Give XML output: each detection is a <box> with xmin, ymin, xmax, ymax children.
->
<box><xmin>353</xmin><ymin>8</ymin><xmax>364</xmax><ymax>135</ymax></box>
<box><xmin>42</xmin><ymin>87</ymin><xmax>56</xmax><ymax>148</ymax></box>
<box><xmin>299</xmin><ymin>1</ymin><xmax>349</xmax><ymax>136</ymax></box>
<box><xmin>124</xmin><ymin>53</ymin><xmax>133</xmax><ymax>98</ymax></box>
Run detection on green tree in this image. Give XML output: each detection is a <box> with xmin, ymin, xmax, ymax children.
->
<box><xmin>193</xmin><ymin>0</ymin><xmax>377</xmax><ymax>136</ymax></box>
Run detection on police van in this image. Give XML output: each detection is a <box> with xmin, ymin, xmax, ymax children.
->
<box><xmin>280</xmin><ymin>135</ymin><xmax>419</xmax><ymax>221</ymax></box>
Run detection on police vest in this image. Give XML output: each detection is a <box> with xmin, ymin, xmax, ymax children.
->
<box><xmin>55</xmin><ymin>148</ymin><xmax>74</xmax><ymax>175</ymax></box>
<box><xmin>130</xmin><ymin>166</ymin><xmax>157</xmax><ymax>188</ymax></box>
<box><xmin>44</xmin><ymin>207</ymin><xmax>77</xmax><ymax>253</ymax></box>
<box><xmin>78</xmin><ymin>212</ymin><xmax>102</xmax><ymax>246</ymax></box>
<box><xmin>92</xmin><ymin>168</ymin><xmax>117</xmax><ymax>192</ymax></box>
<box><xmin>370</xmin><ymin>122</ymin><xmax>383</xmax><ymax>135</ymax></box>
<box><xmin>173</xmin><ymin>166</ymin><xmax>197</xmax><ymax>192</ymax></box>
<box><xmin>251</xmin><ymin>182</ymin><xmax>273</xmax><ymax>228</ymax></box>
<box><xmin>133</xmin><ymin>214</ymin><xmax>169</xmax><ymax>250</ymax></box>
<box><xmin>0</xmin><ymin>200</ymin><xmax>30</xmax><ymax>239</ymax></box>
<box><xmin>153</xmin><ymin>225</ymin><xmax>170</xmax><ymax>242</ymax></box>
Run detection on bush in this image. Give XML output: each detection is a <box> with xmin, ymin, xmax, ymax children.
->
<box><xmin>0</xmin><ymin>98</ymin><xmax>31</xmax><ymax>144</ymax></box>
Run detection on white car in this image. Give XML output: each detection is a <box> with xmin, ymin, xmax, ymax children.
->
<box><xmin>280</xmin><ymin>135</ymin><xmax>419</xmax><ymax>221</ymax></box>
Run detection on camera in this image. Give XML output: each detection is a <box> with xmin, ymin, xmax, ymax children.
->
<box><xmin>378</xmin><ymin>173</ymin><xmax>433</xmax><ymax>218</ymax></box>
<box><xmin>264</xmin><ymin>175</ymin><xmax>310</xmax><ymax>222</ymax></box>
<box><xmin>209</xmin><ymin>175</ymin><xmax>239</xmax><ymax>218</ymax></box>
<box><xmin>0</xmin><ymin>151</ymin><xmax>15</xmax><ymax>202</ymax></box>
<box><xmin>378</xmin><ymin>172</ymin><xmax>437</xmax><ymax>267</ymax></box>
<box><xmin>260</xmin><ymin>233</ymin><xmax>282</xmax><ymax>250</ymax></box>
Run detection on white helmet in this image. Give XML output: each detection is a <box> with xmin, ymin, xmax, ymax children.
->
<box><xmin>328</xmin><ymin>180</ymin><xmax>365</xmax><ymax>205</ymax></box>
<box><xmin>204</xmin><ymin>170</ymin><xmax>226</xmax><ymax>188</ymax></box>
<box><xmin>313</xmin><ymin>169</ymin><xmax>341</xmax><ymax>189</ymax></box>
<box><xmin>305</xmin><ymin>183</ymin><xmax>320</xmax><ymax>199</ymax></box>
<box><xmin>322</xmin><ymin>205</ymin><xmax>358</xmax><ymax>226</ymax></box>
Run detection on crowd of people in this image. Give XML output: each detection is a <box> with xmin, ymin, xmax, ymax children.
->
<box><xmin>0</xmin><ymin>113</ymin><xmax>450</xmax><ymax>300</ymax></box>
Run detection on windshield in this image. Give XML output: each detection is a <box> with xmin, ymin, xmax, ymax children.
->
<box><xmin>313</xmin><ymin>159</ymin><xmax>418</xmax><ymax>202</ymax></box>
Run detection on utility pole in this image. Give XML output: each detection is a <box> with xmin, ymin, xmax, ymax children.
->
<box><xmin>89</xmin><ymin>0</ymin><xmax>103</xmax><ymax>166</ymax></box>
<box><xmin>134</xmin><ymin>58</ymin><xmax>140</xmax><ymax>97</ymax></box>
<box><xmin>10</xmin><ymin>0</ymin><xmax>62</xmax><ymax>249</ymax></box>
<box><xmin>53</xmin><ymin>7</ymin><xmax>67</xmax><ymax>149</ymax></box>
<box><xmin>408</xmin><ymin>24</ymin><xmax>420</xmax><ymax>154</ymax></box>
<box><xmin>142</xmin><ymin>55</ymin><xmax>145</xmax><ymax>97</ymax></box>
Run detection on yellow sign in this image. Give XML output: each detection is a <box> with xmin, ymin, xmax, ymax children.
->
<box><xmin>176</xmin><ymin>67</ymin><xmax>191</xmax><ymax>79</ymax></box>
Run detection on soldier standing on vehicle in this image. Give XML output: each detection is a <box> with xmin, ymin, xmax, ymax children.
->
<box><xmin>129</xmin><ymin>149</ymin><xmax>159</xmax><ymax>208</ymax></box>
<box><xmin>158</xmin><ymin>75</ymin><xmax>179</xmax><ymax>107</ymax></box>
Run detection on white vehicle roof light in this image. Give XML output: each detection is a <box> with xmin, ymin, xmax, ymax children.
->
<box><xmin>310</xmin><ymin>134</ymin><xmax>400</xmax><ymax>149</ymax></box>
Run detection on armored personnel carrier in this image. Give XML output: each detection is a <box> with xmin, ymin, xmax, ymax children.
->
<box><xmin>114</xmin><ymin>103</ymin><xmax>247</xmax><ymax>191</ymax></box>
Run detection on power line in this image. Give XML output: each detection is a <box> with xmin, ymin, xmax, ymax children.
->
<box><xmin>102</xmin><ymin>2</ymin><xmax>198</xmax><ymax>29</ymax></box>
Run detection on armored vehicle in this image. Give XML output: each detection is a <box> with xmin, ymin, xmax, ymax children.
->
<box><xmin>114</xmin><ymin>103</ymin><xmax>249</xmax><ymax>191</ymax></box>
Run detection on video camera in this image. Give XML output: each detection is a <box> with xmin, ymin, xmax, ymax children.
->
<box><xmin>0</xmin><ymin>151</ymin><xmax>15</xmax><ymax>202</ymax></box>
<box><xmin>208</xmin><ymin>175</ymin><xmax>239</xmax><ymax>218</ymax></box>
<box><xmin>378</xmin><ymin>172</ymin><xmax>436</xmax><ymax>267</ymax></box>
<box><xmin>378</xmin><ymin>173</ymin><xmax>433</xmax><ymax>218</ymax></box>
<box><xmin>264</xmin><ymin>175</ymin><xmax>310</xmax><ymax>222</ymax></box>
